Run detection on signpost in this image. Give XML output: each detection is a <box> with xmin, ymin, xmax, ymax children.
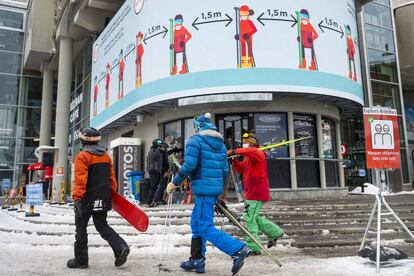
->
<box><xmin>359</xmin><ymin>106</ymin><xmax>414</xmax><ymax>275</ymax></box>
<box><xmin>25</xmin><ymin>183</ymin><xmax>42</xmax><ymax>217</ymax></box>
<box><xmin>1</xmin><ymin>179</ymin><xmax>11</xmax><ymax>209</ymax></box>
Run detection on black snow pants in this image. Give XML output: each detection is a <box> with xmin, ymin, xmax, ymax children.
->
<box><xmin>146</xmin><ymin>170</ymin><xmax>161</xmax><ymax>205</ymax></box>
<box><xmin>74</xmin><ymin>211</ymin><xmax>127</xmax><ymax>263</ymax></box>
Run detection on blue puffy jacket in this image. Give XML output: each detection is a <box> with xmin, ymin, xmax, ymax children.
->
<box><xmin>173</xmin><ymin>129</ymin><xmax>228</xmax><ymax>196</ymax></box>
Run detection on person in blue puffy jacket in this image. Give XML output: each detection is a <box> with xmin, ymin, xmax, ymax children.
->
<box><xmin>167</xmin><ymin>113</ymin><xmax>250</xmax><ymax>275</ymax></box>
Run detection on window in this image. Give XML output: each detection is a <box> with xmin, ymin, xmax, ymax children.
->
<box><xmin>293</xmin><ymin>114</ymin><xmax>317</xmax><ymax>158</ymax></box>
<box><xmin>0</xmin><ymin>138</ymin><xmax>15</xmax><ymax>169</ymax></box>
<box><xmin>184</xmin><ymin>119</ymin><xmax>196</xmax><ymax>146</ymax></box>
<box><xmin>364</xmin><ymin>2</ymin><xmax>392</xmax><ymax>29</ymax></box>
<box><xmin>367</xmin><ymin>49</ymin><xmax>398</xmax><ymax>83</ymax></box>
<box><xmin>0</xmin><ymin>29</ymin><xmax>23</xmax><ymax>52</ymax></box>
<box><xmin>254</xmin><ymin>113</ymin><xmax>288</xmax><ymax>158</ymax></box>
<box><xmin>0</xmin><ymin>9</ymin><xmax>24</xmax><ymax>29</ymax></box>
<box><xmin>365</xmin><ymin>24</ymin><xmax>395</xmax><ymax>53</ymax></box>
<box><xmin>371</xmin><ymin>81</ymin><xmax>401</xmax><ymax>112</ymax></box>
<box><xmin>0</xmin><ymin>105</ymin><xmax>17</xmax><ymax>137</ymax></box>
<box><xmin>321</xmin><ymin>118</ymin><xmax>336</xmax><ymax>159</ymax></box>
<box><xmin>0</xmin><ymin>74</ymin><xmax>20</xmax><ymax>105</ymax></box>
<box><xmin>20</xmin><ymin>77</ymin><xmax>42</xmax><ymax>107</ymax></box>
<box><xmin>164</xmin><ymin>120</ymin><xmax>182</xmax><ymax>149</ymax></box>
<box><xmin>0</xmin><ymin>51</ymin><xmax>21</xmax><ymax>74</ymax></box>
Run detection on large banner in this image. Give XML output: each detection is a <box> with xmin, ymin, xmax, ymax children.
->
<box><xmin>363</xmin><ymin>107</ymin><xmax>401</xmax><ymax>169</ymax></box>
<box><xmin>91</xmin><ymin>0</ymin><xmax>363</xmax><ymax>129</ymax></box>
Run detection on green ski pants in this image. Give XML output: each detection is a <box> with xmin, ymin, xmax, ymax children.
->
<box><xmin>242</xmin><ymin>200</ymin><xmax>284</xmax><ymax>253</ymax></box>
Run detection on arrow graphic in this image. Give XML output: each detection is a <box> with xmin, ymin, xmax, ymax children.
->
<box><xmin>318</xmin><ymin>20</ymin><xmax>344</xmax><ymax>38</ymax></box>
<box><xmin>257</xmin><ymin>13</ymin><xmax>297</xmax><ymax>27</ymax></box>
<box><xmin>143</xmin><ymin>26</ymin><xmax>168</xmax><ymax>45</ymax></box>
<box><xmin>192</xmin><ymin>13</ymin><xmax>233</xmax><ymax>30</ymax></box>
<box><xmin>125</xmin><ymin>44</ymin><xmax>136</xmax><ymax>59</ymax></box>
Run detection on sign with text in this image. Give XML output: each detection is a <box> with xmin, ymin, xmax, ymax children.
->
<box><xmin>1</xmin><ymin>179</ymin><xmax>11</xmax><ymax>191</ymax></box>
<box><xmin>26</xmin><ymin>183</ymin><xmax>43</xmax><ymax>206</ymax></box>
<box><xmin>363</xmin><ymin>107</ymin><xmax>400</xmax><ymax>169</ymax></box>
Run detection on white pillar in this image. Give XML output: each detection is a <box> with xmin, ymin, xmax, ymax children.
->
<box><xmin>52</xmin><ymin>37</ymin><xmax>73</xmax><ymax>201</ymax></box>
<box><xmin>317</xmin><ymin>114</ymin><xmax>327</xmax><ymax>189</ymax></box>
<box><xmin>288</xmin><ymin>112</ymin><xmax>297</xmax><ymax>189</ymax></box>
<box><xmin>39</xmin><ymin>68</ymin><xmax>54</xmax><ymax>147</ymax></box>
<box><xmin>336</xmin><ymin>121</ymin><xmax>345</xmax><ymax>188</ymax></box>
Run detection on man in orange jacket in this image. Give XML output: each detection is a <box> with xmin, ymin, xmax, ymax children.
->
<box><xmin>67</xmin><ymin>127</ymin><xmax>129</xmax><ymax>269</ymax></box>
<box><xmin>228</xmin><ymin>131</ymin><xmax>284</xmax><ymax>255</ymax></box>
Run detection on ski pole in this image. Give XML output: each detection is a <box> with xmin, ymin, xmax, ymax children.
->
<box><xmin>234</xmin><ymin>7</ymin><xmax>241</xmax><ymax>68</ymax></box>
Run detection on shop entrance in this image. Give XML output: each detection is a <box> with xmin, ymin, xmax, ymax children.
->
<box><xmin>216</xmin><ymin>114</ymin><xmax>251</xmax><ymax>149</ymax></box>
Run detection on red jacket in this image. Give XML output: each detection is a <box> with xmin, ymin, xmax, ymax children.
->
<box><xmin>174</xmin><ymin>25</ymin><xmax>192</xmax><ymax>53</ymax></box>
<box><xmin>301</xmin><ymin>23</ymin><xmax>318</xmax><ymax>48</ymax></box>
<box><xmin>233</xmin><ymin>147</ymin><xmax>270</xmax><ymax>202</ymax></box>
<box><xmin>347</xmin><ymin>36</ymin><xmax>355</xmax><ymax>60</ymax></box>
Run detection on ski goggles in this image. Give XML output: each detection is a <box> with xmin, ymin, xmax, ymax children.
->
<box><xmin>175</xmin><ymin>19</ymin><xmax>183</xmax><ymax>24</ymax></box>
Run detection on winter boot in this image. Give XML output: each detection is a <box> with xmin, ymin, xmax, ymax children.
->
<box><xmin>309</xmin><ymin>60</ymin><xmax>317</xmax><ymax>70</ymax></box>
<box><xmin>115</xmin><ymin>246</ymin><xmax>130</xmax><ymax>267</ymax></box>
<box><xmin>171</xmin><ymin>65</ymin><xmax>177</xmax><ymax>76</ymax></box>
<box><xmin>67</xmin><ymin>258</ymin><xmax>88</xmax><ymax>269</ymax></box>
<box><xmin>245</xmin><ymin>57</ymin><xmax>253</xmax><ymax>68</ymax></box>
<box><xmin>267</xmin><ymin>234</ymin><xmax>284</xmax><ymax>249</ymax></box>
<box><xmin>231</xmin><ymin>246</ymin><xmax>251</xmax><ymax>275</ymax></box>
<box><xmin>179</xmin><ymin>63</ymin><xmax>188</xmax><ymax>74</ymax></box>
<box><xmin>180</xmin><ymin>258</ymin><xmax>205</xmax><ymax>273</ymax></box>
<box><xmin>299</xmin><ymin>58</ymin><xmax>306</xmax><ymax>69</ymax></box>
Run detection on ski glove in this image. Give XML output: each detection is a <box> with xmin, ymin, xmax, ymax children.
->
<box><xmin>179</xmin><ymin>41</ymin><xmax>185</xmax><ymax>48</ymax></box>
<box><xmin>169</xmin><ymin>44</ymin><xmax>174</xmax><ymax>50</ymax></box>
<box><xmin>307</xmin><ymin>37</ymin><xmax>313</xmax><ymax>44</ymax></box>
<box><xmin>73</xmin><ymin>200</ymin><xmax>82</xmax><ymax>217</ymax></box>
<box><xmin>166</xmin><ymin>182</ymin><xmax>177</xmax><ymax>194</ymax></box>
<box><xmin>227</xmin><ymin>149</ymin><xmax>237</xmax><ymax>157</ymax></box>
<box><xmin>234</xmin><ymin>34</ymin><xmax>240</xmax><ymax>40</ymax></box>
<box><xmin>242</xmin><ymin>33</ymin><xmax>250</xmax><ymax>40</ymax></box>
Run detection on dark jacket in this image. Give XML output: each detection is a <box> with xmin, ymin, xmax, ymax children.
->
<box><xmin>172</xmin><ymin>129</ymin><xmax>228</xmax><ymax>196</ymax></box>
<box><xmin>148</xmin><ymin>146</ymin><xmax>162</xmax><ymax>174</ymax></box>
<box><xmin>73</xmin><ymin>144</ymin><xmax>117</xmax><ymax>213</ymax></box>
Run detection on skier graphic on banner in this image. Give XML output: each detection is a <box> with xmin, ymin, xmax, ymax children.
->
<box><xmin>297</xmin><ymin>9</ymin><xmax>319</xmax><ymax>71</ymax></box>
<box><xmin>135</xmin><ymin>32</ymin><xmax>144</xmax><ymax>87</ymax></box>
<box><xmin>105</xmin><ymin>63</ymin><xmax>110</xmax><ymax>109</ymax></box>
<box><xmin>234</xmin><ymin>5</ymin><xmax>257</xmax><ymax>68</ymax></box>
<box><xmin>170</xmin><ymin>14</ymin><xmax>192</xmax><ymax>76</ymax></box>
<box><xmin>345</xmin><ymin>25</ymin><xmax>357</xmax><ymax>81</ymax></box>
<box><xmin>93</xmin><ymin>76</ymin><xmax>98</xmax><ymax>117</ymax></box>
<box><xmin>118</xmin><ymin>49</ymin><xmax>125</xmax><ymax>99</ymax></box>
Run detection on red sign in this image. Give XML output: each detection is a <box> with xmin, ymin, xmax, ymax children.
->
<box><xmin>363</xmin><ymin>107</ymin><xmax>400</xmax><ymax>169</ymax></box>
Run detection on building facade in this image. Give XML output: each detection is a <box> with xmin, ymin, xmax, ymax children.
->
<box><xmin>3</xmin><ymin>0</ymin><xmax>411</xmax><ymax>199</ymax></box>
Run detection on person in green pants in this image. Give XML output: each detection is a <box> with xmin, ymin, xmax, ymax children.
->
<box><xmin>228</xmin><ymin>131</ymin><xmax>284</xmax><ymax>254</ymax></box>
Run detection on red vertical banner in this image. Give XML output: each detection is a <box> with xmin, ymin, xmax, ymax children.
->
<box><xmin>363</xmin><ymin>107</ymin><xmax>401</xmax><ymax>169</ymax></box>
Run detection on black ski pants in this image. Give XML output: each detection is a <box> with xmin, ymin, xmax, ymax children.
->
<box><xmin>154</xmin><ymin>175</ymin><xmax>168</xmax><ymax>203</ymax></box>
<box><xmin>146</xmin><ymin>171</ymin><xmax>161</xmax><ymax>205</ymax></box>
<box><xmin>74</xmin><ymin>211</ymin><xmax>127</xmax><ymax>263</ymax></box>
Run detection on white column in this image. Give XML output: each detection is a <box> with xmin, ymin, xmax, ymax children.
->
<box><xmin>288</xmin><ymin>112</ymin><xmax>297</xmax><ymax>189</ymax></box>
<box><xmin>317</xmin><ymin>114</ymin><xmax>327</xmax><ymax>189</ymax></box>
<box><xmin>52</xmin><ymin>37</ymin><xmax>73</xmax><ymax>201</ymax></box>
<box><xmin>336</xmin><ymin>121</ymin><xmax>345</xmax><ymax>188</ymax></box>
<box><xmin>39</xmin><ymin>68</ymin><xmax>54</xmax><ymax>147</ymax></box>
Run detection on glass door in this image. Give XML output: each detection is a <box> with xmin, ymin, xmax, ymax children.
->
<box><xmin>216</xmin><ymin>114</ymin><xmax>250</xmax><ymax>149</ymax></box>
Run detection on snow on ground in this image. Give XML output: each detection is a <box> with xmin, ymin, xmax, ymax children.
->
<box><xmin>1</xmin><ymin>204</ymin><xmax>414</xmax><ymax>275</ymax></box>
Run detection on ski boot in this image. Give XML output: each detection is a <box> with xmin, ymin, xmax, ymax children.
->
<box><xmin>241</xmin><ymin>56</ymin><xmax>247</xmax><ymax>68</ymax></box>
<box><xmin>180</xmin><ymin>257</ymin><xmax>205</xmax><ymax>273</ymax></box>
<box><xmin>115</xmin><ymin>246</ymin><xmax>130</xmax><ymax>267</ymax></box>
<box><xmin>245</xmin><ymin>57</ymin><xmax>253</xmax><ymax>68</ymax></box>
<box><xmin>299</xmin><ymin>58</ymin><xmax>307</xmax><ymax>69</ymax></box>
<box><xmin>353</xmin><ymin>73</ymin><xmax>357</xmax><ymax>81</ymax></box>
<box><xmin>250</xmin><ymin>251</ymin><xmax>261</xmax><ymax>256</ymax></box>
<box><xmin>179</xmin><ymin>63</ymin><xmax>188</xmax><ymax>74</ymax></box>
<box><xmin>309</xmin><ymin>60</ymin><xmax>317</xmax><ymax>70</ymax></box>
<box><xmin>171</xmin><ymin>65</ymin><xmax>178</xmax><ymax>76</ymax></box>
<box><xmin>231</xmin><ymin>246</ymin><xmax>251</xmax><ymax>275</ymax></box>
<box><xmin>349</xmin><ymin>70</ymin><xmax>353</xmax><ymax>79</ymax></box>
<box><xmin>67</xmin><ymin>258</ymin><xmax>88</xmax><ymax>269</ymax></box>
<box><xmin>268</xmin><ymin>233</ymin><xmax>284</xmax><ymax>249</ymax></box>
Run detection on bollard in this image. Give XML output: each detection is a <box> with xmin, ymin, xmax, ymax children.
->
<box><xmin>8</xmin><ymin>196</ymin><xmax>18</xmax><ymax>211</ymax></box>
<box><xmin>2</xmin><ymin>190</ymin><xmax>10</xmax><ymax>209</ymax></box>
<box><xmin>17</xmin><ymin>186</ymin><xmax>25</xmax><ymax>213</ymax></box>
<box><xmin>59</xmin><ymin>181</ymin><xmax>66</xmax><ymax>205</ymax></box>
<box><xmin>25</xmin><ymin>204</ymin><xmax>40</xmax><ymax>217</ymax></box>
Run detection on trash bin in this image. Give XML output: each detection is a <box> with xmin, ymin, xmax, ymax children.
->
<box><xmin>127</xmin><ymin>171</ymin><xmax>144</xmax><ymax>201</ymax></box>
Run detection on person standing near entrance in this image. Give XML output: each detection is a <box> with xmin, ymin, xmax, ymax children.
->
<box><xmin>167</xmin><ymin>113</ymin><xmax>250</xmax><ymax>275</ymax></box>
<box><xmin>146</xmin><ymin>138</ymin><xmax>163</xmax><ymax>207</ymax></box>
<box><xmin>228</xmin><ymin>131</ymin><xmax>284</xmax><ymax>255</ymax></box>
<box><xmin>68</xmin><ymin>127</ymin><xmax>129</xmax><ymax>269</ymax></box>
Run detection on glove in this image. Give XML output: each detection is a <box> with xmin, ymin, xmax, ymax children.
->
<box><xmin>227</xmin><ymin>149</ymin><xmax>236</xmax><ymax>157</ymax></box>
<box><xmin>73</xmin><ymin>200</ymin><xmax>82</xmax><ymax>217</ymax></box>
<box><xmin>307</xmin><ymin>37</ymin><xmax>313</xmax><ymax>44</ymax></box>
<box><xmin>169</xmin><ymin>44</ymin><xmax>174</xmax><ymax>50</ymax></box>
<box><xmin>179</xmin><ymin>41</ymin><xmax>185</xmax><ymax>48</ymax></box>
<box><xmin>166</xmin><ymin>182</ymin><xmax>177</xmax><ymax>194</ymax></box>
<box><xmin>234</xmin><ymin>34</ymin><xmax>240</xmax><ymax>40</ymax></box>
<box><xmin>242</xmin><ymin>33</ymin><xmax>249</xmax><ymax>40</ymax></box>
<box><xmin>297</xmin><ymin>36</ymin><xmax>300</xmax><ymax>42</ymax></box>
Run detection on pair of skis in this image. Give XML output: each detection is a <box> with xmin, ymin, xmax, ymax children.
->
<box><xmin>216</xmin><ymin>202</ymin><xmax>282</xmax><ymax>267</ymax></box>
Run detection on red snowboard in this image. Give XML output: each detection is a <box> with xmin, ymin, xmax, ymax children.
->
<box><xmin>111</xmin><ymin>190</ymin><xmax>149</xmax><ymax>232</ymax></box>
